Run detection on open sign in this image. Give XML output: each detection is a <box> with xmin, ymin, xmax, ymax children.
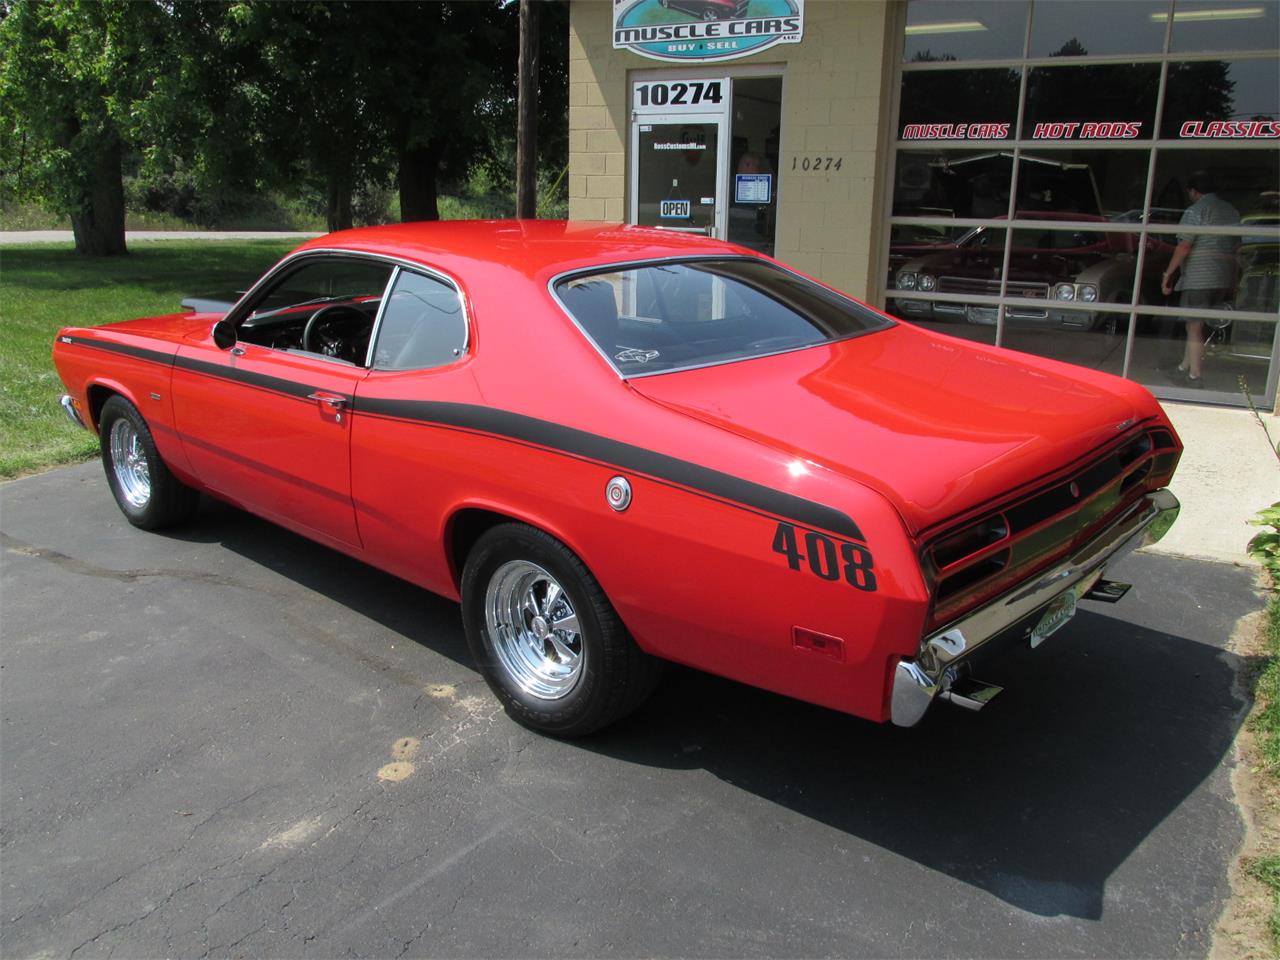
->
<box><xmin>659</xmin><ymin>199</ymin><xmax>691</xmax><ymax>218</ymax></box>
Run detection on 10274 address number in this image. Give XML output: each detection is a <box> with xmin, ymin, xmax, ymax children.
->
<box><xmin>791</xmin><ymin>156</ymin><xmax>844</xmax><ymax>172</ymax></box>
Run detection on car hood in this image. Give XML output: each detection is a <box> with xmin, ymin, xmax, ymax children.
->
<box><xmin>628</xmin><ymin>324</ymin><xmax>1156</xmax><ymax>537</ymax></box>
<box><xmin>105</xmin><ymin>312</ymin><xmax>222</xmax><ymax>345</ymax></box>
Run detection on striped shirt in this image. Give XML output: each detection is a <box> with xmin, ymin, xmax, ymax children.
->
<box><xmin>1176</xmin><ymin>192</ymin><xmax>1240</xmax><ymax>291</ymax></box>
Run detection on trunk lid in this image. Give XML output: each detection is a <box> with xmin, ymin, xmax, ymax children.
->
<box><xmin>629</xmin><ymin>323</ymin><xmax>1151</xmax><ymax>537</ymax></box>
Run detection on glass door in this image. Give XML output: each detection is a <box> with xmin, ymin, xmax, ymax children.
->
<box><xmin>633</xmin><ymin>116</ymin><xmax>725</xmax><ymax>236</ymax></box>
<box><xmin>630</xmin><ymin>77</ymin><xmax>731</xmax><ymax>238</ymax></box>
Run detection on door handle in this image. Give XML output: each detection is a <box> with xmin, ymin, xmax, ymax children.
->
<box><xmin>308</xmin><ymin>391</ymin><xmax>347</xmax><ymax>409</ymax></box>
<box><xmin>308</xmin><ymin>391</ymin><xmax>348</xmax><ymax>421</ymax></box>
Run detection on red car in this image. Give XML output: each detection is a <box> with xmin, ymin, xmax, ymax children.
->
<box><xmin>657</xmin><ymin>0</ymin><xmax>751</xmax><ymax>21</ymax></box>
<box><xmin>53</xmin><ymin>221</ymin><xmax>1181</xmax><ymax>736</ymax></box>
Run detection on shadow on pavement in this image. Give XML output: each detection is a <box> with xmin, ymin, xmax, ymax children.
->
<box><xmin>164</xmin><ymin>498</ymin><xmax>474</xmax><ymax>669</ymax></box>
<box><xmin>164</xmin><ymin>499</ymin><xmax>1248</xmax><ymax>922</ymax></box>
<box><xmin>582</xmin><ymin>608</ymin><xmax>1248</xmax><ymax>921</ymax></box>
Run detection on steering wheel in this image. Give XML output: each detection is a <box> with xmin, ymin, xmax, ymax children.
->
<box><xmin>302</xmin><ymin>303</ymin><xmax>372</xmax><ymax>362</ymax></box>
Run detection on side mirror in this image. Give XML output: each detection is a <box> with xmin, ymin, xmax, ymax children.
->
<box><xmin>212</xmin><ymin>320</ymin><xmax>237</xmax><ymax>350</ymax></box>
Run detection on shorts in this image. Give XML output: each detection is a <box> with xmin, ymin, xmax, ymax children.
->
<box><xmin>1178</xmin><ymin>287</ymin><xmax>1229</xmax><ymax>318</ymax></box>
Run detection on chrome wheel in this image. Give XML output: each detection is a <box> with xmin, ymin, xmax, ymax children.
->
<box><xmin>484</xmin><ymin>560</ymin><xmax>583</xmax><ymax>700</ymax></box>
<box><xmin>109</xmin><ymin>417</ymin><xmax>151</xmax><ymax>509</ymax></box>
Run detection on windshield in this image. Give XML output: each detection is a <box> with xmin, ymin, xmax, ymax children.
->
<box><xmin>554</xmin><ymin>259</ymin><xmax>894</xmax><ymax>377</ymax></box>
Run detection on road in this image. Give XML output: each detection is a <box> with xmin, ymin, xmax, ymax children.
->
<box><xmin>0</xmin><ymin>462</ymin><xmax>1259</xmax><ymax>958</ymax></box>
<box><xmin>0</xmin><ymin>230</ymin><xmax>320</xmax><ymax>245</ymax></box>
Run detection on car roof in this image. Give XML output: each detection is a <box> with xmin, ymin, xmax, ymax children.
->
<box><xmin>293</xmin><ymin>220</ymin><xmax>752</xmax><ymax>280</ymax></box>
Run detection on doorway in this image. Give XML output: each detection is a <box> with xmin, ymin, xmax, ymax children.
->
<box><xmin>630</xmin><ymin>74</ymin><xmax>782</xmax><ymax>254</ymax></box>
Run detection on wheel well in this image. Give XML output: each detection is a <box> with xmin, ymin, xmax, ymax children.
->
<box><xmin>447</xmin><ymin>508</ymin><xmax>520</xmax><ymax>588</ymax></box>
<box><xmin>86</xmin><ymin>385</ymin><xmax>119</xmax><ymax>432</ymax></box>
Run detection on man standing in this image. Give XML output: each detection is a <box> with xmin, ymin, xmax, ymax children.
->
<box><xmin>1160</xmin><ymin>171</ymin><xmax>1239</xmax><ymax>388</ymax></box>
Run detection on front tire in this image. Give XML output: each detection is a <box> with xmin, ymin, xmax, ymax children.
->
<box><xmin>98</xmin><ymin>395</ymin><xmax>199</xmax><ymax>530</ymax></box>
<box><xmin>461</xmin><ymin>523</ymin><xmax>661</xmax><ymax>737</ymax></box>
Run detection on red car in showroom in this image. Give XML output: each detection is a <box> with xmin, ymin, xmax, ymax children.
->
<box><xmin>53</xmin><ymin>221</ymin><xmax>1181</xmax><ymax>736</ymax></box>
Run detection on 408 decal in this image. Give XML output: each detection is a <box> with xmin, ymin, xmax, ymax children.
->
<box><xmin>771</xmin><ymin>522</ymin><xmax>876</xmax><ymax>592</ymax></box>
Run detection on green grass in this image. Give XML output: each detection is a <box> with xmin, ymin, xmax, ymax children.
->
<box><xmin>1</xmin><ymin>200</ymin><xmax>327</xmax><ymax>232</ymax></box>
<box><xmin>0</xmin><ymin>239</ymin><xmax>296</xmax><ymax>477</ymax></box>
<box><xmin>1256</xmin><ymin>596</ymin><xmax>1280</xmax><ymax>770</ymax></box>
<box><xmin>1247</xmin><ymin>592</ymin><xmax>1280</xmax><ymax>950</ymax></box>
<box><xmin>0</xmin><ymin>202</ymin><xmax>69</xmax><ymax>230</ymax></box>
<box><xmin>1247</xmin><ymin>853</ymin><xmax>1280</xmax><ymax>946</ymax></box>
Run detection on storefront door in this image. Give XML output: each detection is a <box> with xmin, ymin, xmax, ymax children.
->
<box><xmin>633</xmin><ymin>116</ymin><xmax>724</xmax><ymax>235</ymax></box>
<box><xmin>630</xmin><ymin>75</ymin><xmax>784</xmax><ymax>255</ymax></box>
<box><xmin>630</xmin><ymin>79</ymin><xmax>730</xmax><ymax>237</ymax></box>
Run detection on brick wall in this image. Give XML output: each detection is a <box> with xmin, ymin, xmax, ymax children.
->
<box><xmin>568</xmin><ymin>5</ymin><xmax>630</xmax><ymax>222</ymax></box>
<box><xmin>568</xmin><ymin>0</ymin><xmax>897</xmax><ymax>300</ymax></box>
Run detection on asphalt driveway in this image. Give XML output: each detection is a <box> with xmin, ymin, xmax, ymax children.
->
<box><xmin>0</xmin><ymin>462</ymin><xmax>1260</xmax><ymax>958</ymax></box>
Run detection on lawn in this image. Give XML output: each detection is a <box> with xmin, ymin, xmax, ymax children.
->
<box><xmin>0</xmin><ymin>239</ymin><xmax>296</xmax><ymax>477</ymax></box>
<box><xmin>1248</xmin><ymin>592</ymin><xmax>1280</xmax><ymax>948</ymax></box>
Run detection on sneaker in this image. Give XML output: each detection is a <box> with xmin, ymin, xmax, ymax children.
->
<box><xmin>1178</xmin><ymin>370</ymin><xmax>1205</xmax><ymax>389</ymax></box>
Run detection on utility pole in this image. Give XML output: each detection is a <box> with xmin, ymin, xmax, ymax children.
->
<box><xmin>516</xmin><ymin>0</ymin><xmax>539</xmax><ymax>219</ymax></box>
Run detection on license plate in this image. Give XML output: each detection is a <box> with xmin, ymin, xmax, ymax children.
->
<box><xmin>1030</xmin><ymin>590</ymin><xmax>1077</xmax><ymax>648</ymax></box>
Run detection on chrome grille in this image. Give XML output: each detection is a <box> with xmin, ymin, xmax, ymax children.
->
<box><xmin>937</xmin><ymin>276</ymin><xmax>1049</xmax><ymax>299</ymax></box>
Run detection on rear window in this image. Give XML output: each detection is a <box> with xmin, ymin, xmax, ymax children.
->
<box><xmin>554</xmin><ymin>259</ymin><xmax>893</xmax><ymax>376</ymax></box>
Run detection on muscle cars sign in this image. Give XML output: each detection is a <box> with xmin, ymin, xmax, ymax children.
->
<box><xmin>613</xmin><ymin>0</ymin><xmax>803</xmax><ymax>63</ymax></box>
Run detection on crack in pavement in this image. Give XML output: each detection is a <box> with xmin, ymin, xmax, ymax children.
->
<box><xmin>0</xmin><ymin>530</ymin><xmax>445</xmax><ymax>693</ymax></box>
<box><xmin>0</xmin><ymin>532</ymin><xmax>251</xmax><ymax>589</ymax></box>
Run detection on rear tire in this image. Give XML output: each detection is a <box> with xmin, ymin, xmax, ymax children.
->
<box><xmin>98</xmin><ymin>395</ymin><xmax>199</xmax><ymax>530</ymax></box>
<box><xmin>461</xmin><ymin>523</ymin><xmax>662</xmax><ymax>737</ymax></box>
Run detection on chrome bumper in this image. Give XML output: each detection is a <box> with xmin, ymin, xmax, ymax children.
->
<box><xmin>60</xmin><ymin>395</ymin><xmax>87</xmax><ymax>430</ymax></box>
<box><xmin>891</xmin><ymin>488</ymin><xmax>1180</xmax><ymax>727</ymax></box>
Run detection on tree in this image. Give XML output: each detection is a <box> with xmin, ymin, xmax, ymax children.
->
<box><xmin>0</xmin><ymin>0</ymin><xmax>166</xmax><ymax>254</ymax></box>
<box><xmin>218</xmin><ymin>2</ymin><xmax>393</xmax><ymax>232</ymax></box>
<box><xmin>371</xmin><ymin>1</ymin><xmax>520</xmax><ymax>222</ymax></box>
<box><xmin>214</xmin><ymin>1</ymin><xmax>520</xmax><ymax>229</ymax></box>
<box><xmin>0</xmin><ymin>0</ymin><xmax>573</xmax><ymax>242</ymax></box>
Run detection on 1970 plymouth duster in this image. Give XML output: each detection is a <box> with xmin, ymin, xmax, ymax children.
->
<box><xmin>53</xmin><ymin>221</ymin><xmax>1181</xmax><ymax>736</ymax></box>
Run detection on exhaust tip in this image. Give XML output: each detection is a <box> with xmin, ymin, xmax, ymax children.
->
<box><xmin>939</xmin><ymin>672</ymin><xmax>1003</xmax><ymax>712</ymax></box>
<box><xmin>1084</xmin><ymin>579</ymin><xmax>1131</xmax><ymax>603</ymax></box>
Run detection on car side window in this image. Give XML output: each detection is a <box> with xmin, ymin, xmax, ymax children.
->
<box><xmin>235</xmin><ymin>257</ymin><xmax>394</xmax><ymax>364</ymax></box>
<box><xmin>250</xmin><ymin>259</ymin><xmax>392</xmax><ymax>315</ymax></box>
<box><xmin>370</xmin><ymin>269</ymin><xmax>467</xmax><ymax>371</ymax></box>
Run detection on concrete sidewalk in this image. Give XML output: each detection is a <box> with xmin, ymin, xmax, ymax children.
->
<box><xmin>1151</xmin><ymin>401</ymin><xmax>1280</xmax><ymax>566</ymax></box>
<box><xmin>0</xmin><ymin>230</ymin><xmax>320</xmax><ymax>245</ymax></box>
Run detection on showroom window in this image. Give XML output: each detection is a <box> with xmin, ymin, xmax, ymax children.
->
<box><xmin>885</xmin><ymin>0</ymin><xmax>1280</xmax><ymax>405</ymax></box>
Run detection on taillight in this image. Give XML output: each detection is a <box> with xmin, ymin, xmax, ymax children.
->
<box><xmin>930</xmin><ymin>515</ymin><xmax>1009</xmax><ymax>570</ymax></box>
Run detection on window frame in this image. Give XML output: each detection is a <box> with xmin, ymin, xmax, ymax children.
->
<box><xmin>880</xmin><ymin>0</ymin><xmax>1280</xmax><ymax>404</ymax></box>
<box><xmin>223</xmin><ymin>249</ymin><xmax>471</xmax><ymax>370</ymax></box>
<box><xmin>366</xmin><ymin>265</ymin><xmax>471</xmax><ymax>372</ymax></box>
<box><xmin>549</xmin><ymin>255</ymin><xmax>896</xmax><ymax>380</ymax></box>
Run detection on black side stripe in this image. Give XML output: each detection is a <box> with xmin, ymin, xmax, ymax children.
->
<box><xmin>354</xmin><ymin>398</ymin><xmax>865</xmax><ymax>542</ymax></box>
<box><xmin>62</xmin><ymin>334</ymin><xmax>864</xmax><ymax>541</ymax></box>
<box><xmin>64</xmin><ymin>335</ymin><xmax>174</xmax><ymax>366</ymax></box>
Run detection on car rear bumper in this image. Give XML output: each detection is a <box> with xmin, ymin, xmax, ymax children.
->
<box><xmin>890</xmin><ymin>487</ymin><xmax>1180</xmax><ymax>726</ymax></box>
